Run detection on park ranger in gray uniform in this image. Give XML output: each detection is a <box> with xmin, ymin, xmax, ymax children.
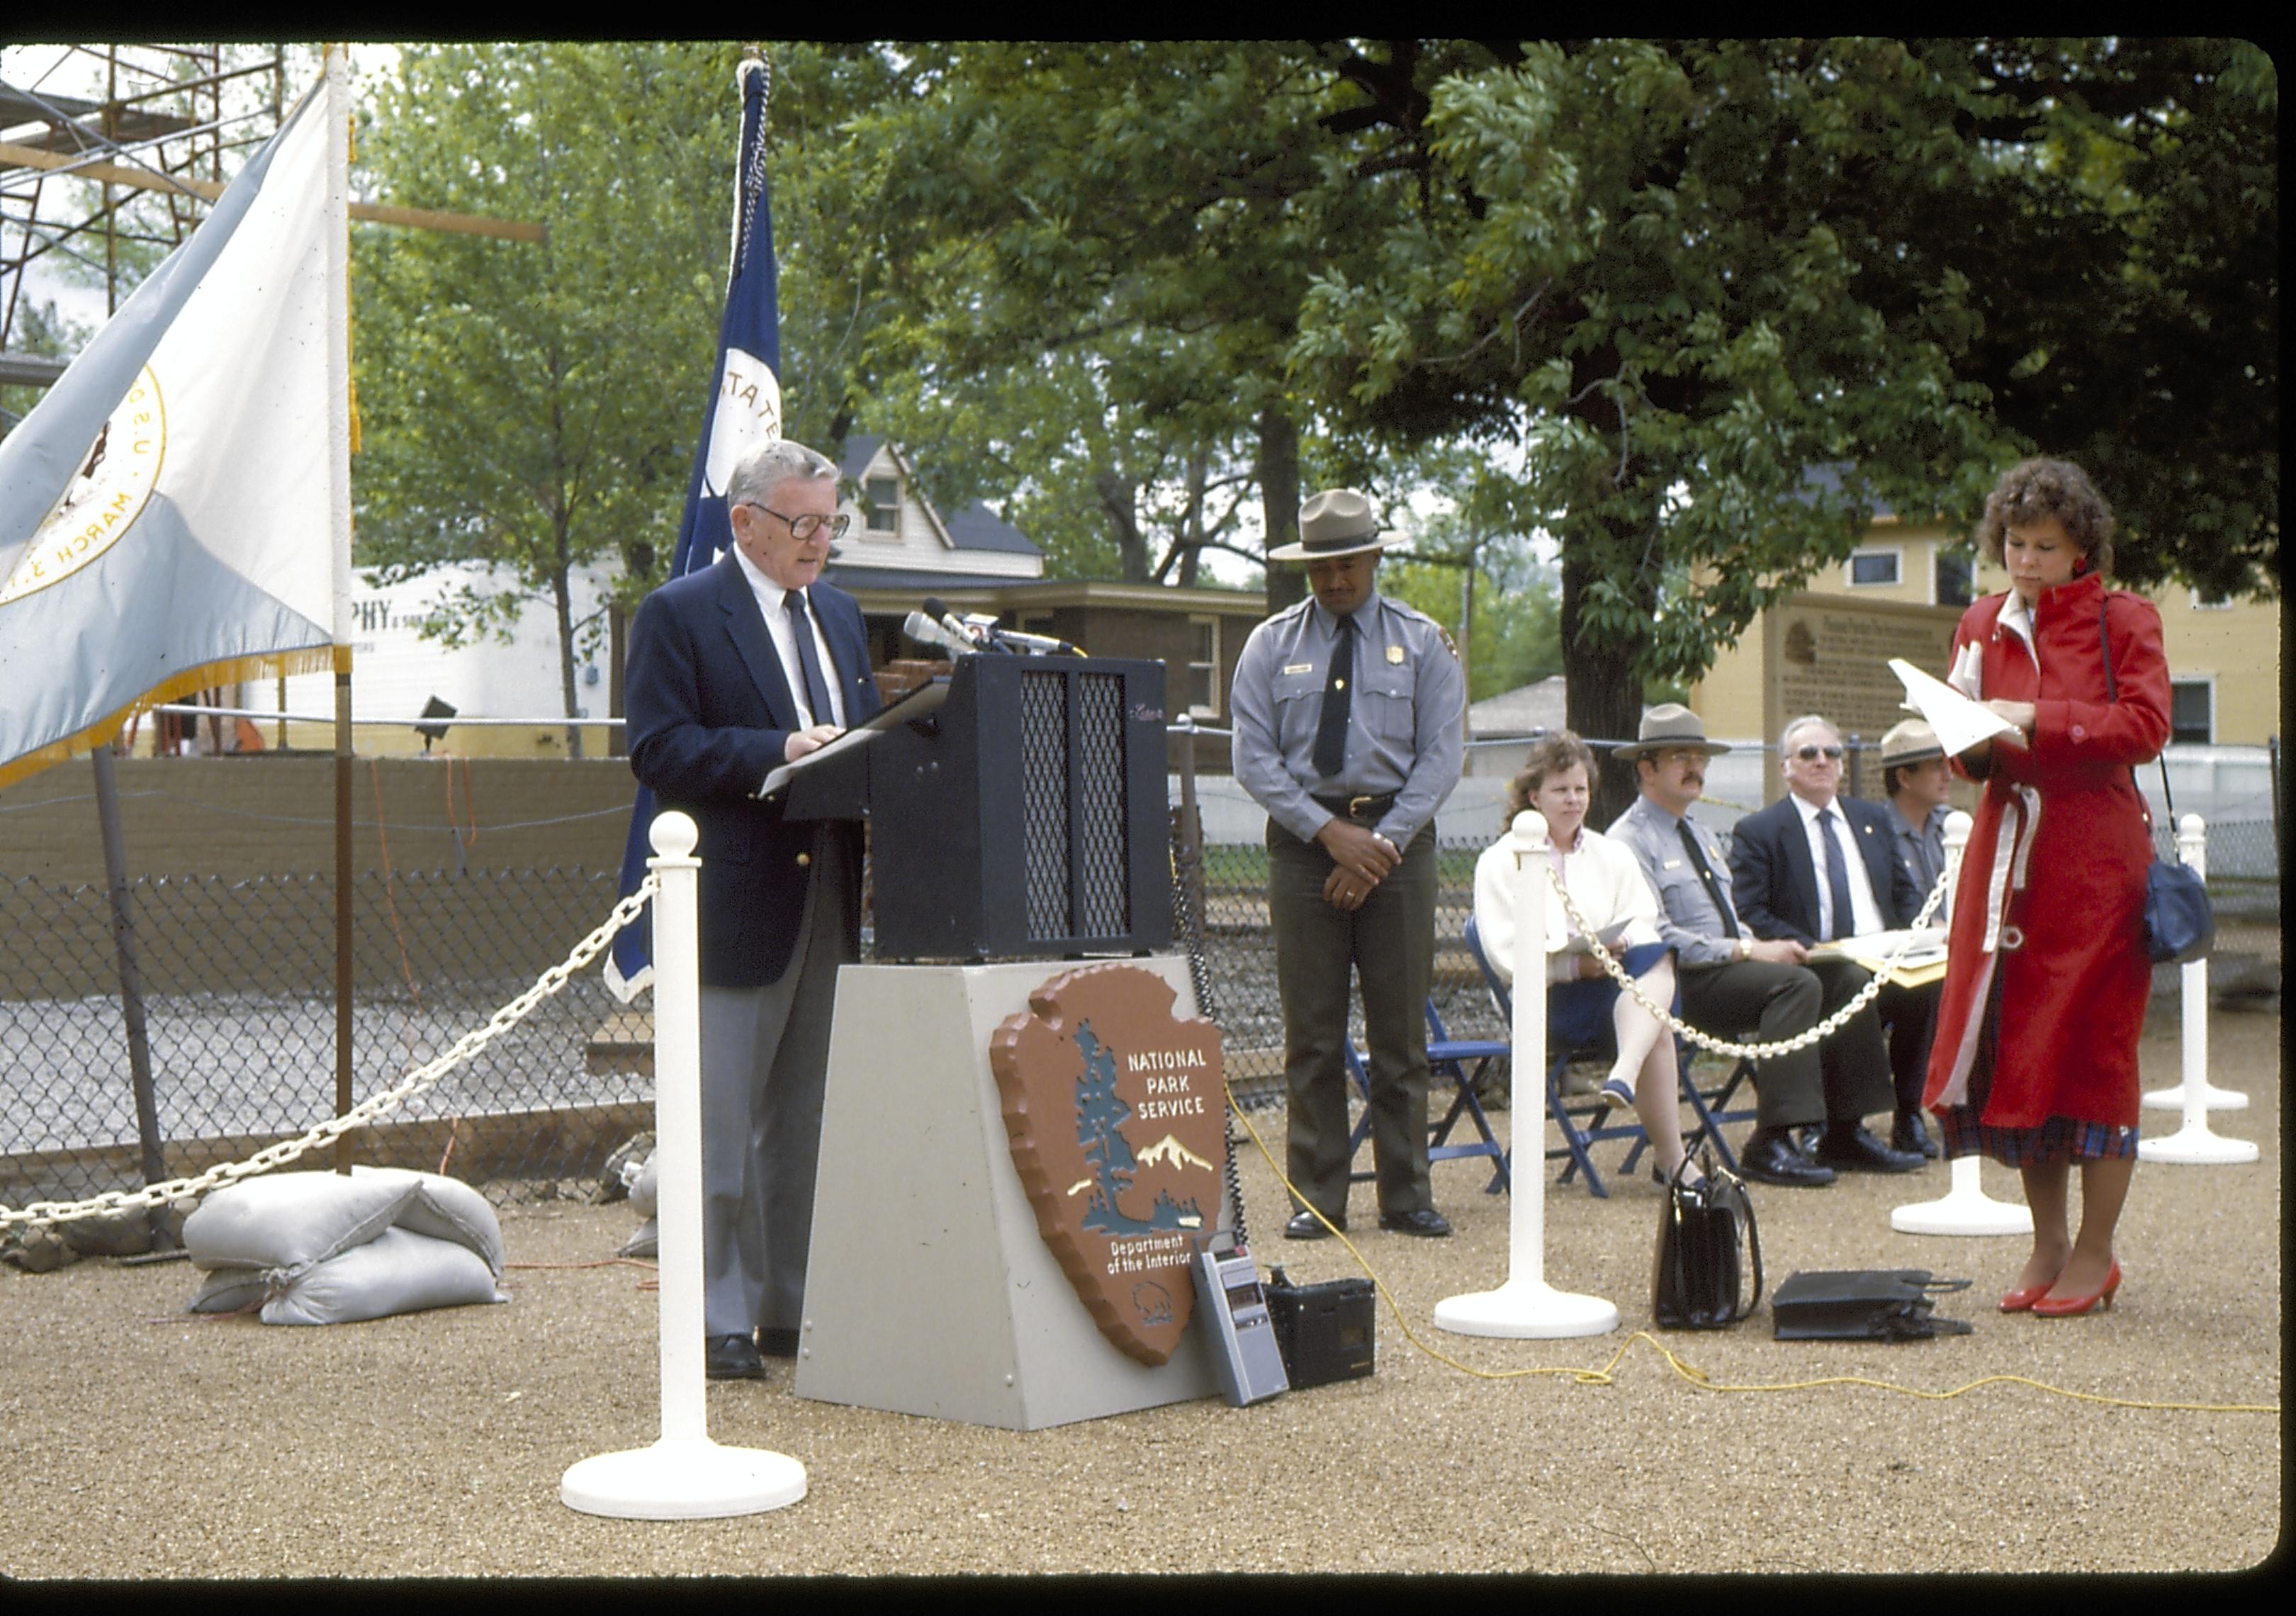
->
<box><xmin>1229</xmin><ymin>488</ymin><xmax>1466</xmax><ymax>1240</ymax></box>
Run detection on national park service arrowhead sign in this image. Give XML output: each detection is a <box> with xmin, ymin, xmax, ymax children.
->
<box><xmin>989</xmin><ymin>963</ymin><xmax>1225</xmax><ymax>1367</ymax></box>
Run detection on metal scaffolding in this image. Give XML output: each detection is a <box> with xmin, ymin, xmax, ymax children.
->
<box><xmin>0</xmin><ymin>43</ymin><xmax>291</xmax><ymax>400</ymax></box>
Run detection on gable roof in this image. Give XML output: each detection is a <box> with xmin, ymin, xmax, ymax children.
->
<box><xmin>838</xmin><ymin>433</ymin><xmax>1040</xmax><ymax>558</ymax></box>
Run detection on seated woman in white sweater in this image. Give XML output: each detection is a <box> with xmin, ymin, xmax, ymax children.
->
<box><xmin>1472</xmin><ymin>732</ymin><xmax>1696</xmax><ymax>1184</ymax></box>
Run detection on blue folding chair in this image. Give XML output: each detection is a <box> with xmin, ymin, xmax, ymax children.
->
<box><xmin>1342</xmin><ymin>997</ymin><xmax>1512</xmax><ymax>1194</ymax></box>
<box><xmin>1462</xmin><ymin>914</ymin><xmax>1756</xmax><ymax>1197</ymax></box>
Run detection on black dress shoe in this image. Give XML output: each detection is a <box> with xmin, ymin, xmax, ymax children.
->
<box><xmin>1815</xmin><ymin>1123</ymin><xmax>1925</xmax><ymax>1174</ymax></box>
<box><xmin>705</xmin><ymin>1332</ymin><xmax>766</xmax><ymax>1380</ymax></box>
<box><xmin>1736</xmin><ymin>1129</ymin><xmax>1838</xmax><ymax>1187</ymax></box>
<box><xmin>1892</xmin><ymin>1110</ymin><xmax>1940</xmax><ymax>1158</ymax></box>
<box><xmin>758</xmin><ymin>1325</ymin><xmax>800</xmax><ymax>1359</ymax></box>
<box><xmin>1378</xmin><ymin>1207</ymin><xmax>1453</xmax><ymax>1238</ymax></box>
<box><xmin>1284</xmin><ymin>1209</ymin><xmax>1344</xmax><ymax>1240</ymax></box>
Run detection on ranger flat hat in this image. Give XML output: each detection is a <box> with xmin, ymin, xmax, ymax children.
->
<box><xmin>1879</xmin><ymin>719</ymin><xmax>1945</xmax><ymax>768</ymax></box>
<box><xmin>1611</xmin><ymin>702</ymin><xmax>1731</xmax><ymax>763</ymax></box>
<box><xmin>1268</xmin><ymin>487</ymin><xmax>1391</xmax><ymax>561</ymax></box>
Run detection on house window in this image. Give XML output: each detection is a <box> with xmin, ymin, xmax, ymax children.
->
<box><xmin>2190</xmin><ymin>588</ymin><xmax>2233</xmax><ymax>611</ymax></box>
<box><xmin>1186</xmin><ymin>617</ymin><xmax>1220</xmax><ymax>717</ymax></box>
<box><xmin>2170</xmin><ymin>680</ymin><xmax>2212</xmax><ymax>745</ymax></box>
<box><xmin>1847</xmin><ymin>549</ymin><xmax>1901</xmax><ymax>587</ymax></box>
<box><xmin>1935</xmin><ymin>549</ymin><xmax>1974</xmax><ymax>607</ymax></box>
<box><xmin>865</xmin><ymin>476</ymin><xmax>901</xmax><ymax>535</ymax></box>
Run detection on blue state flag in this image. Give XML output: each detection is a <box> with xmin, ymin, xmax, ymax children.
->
<box><xmin>604</xmin><ymin>54</ymin><xmax>782</xmax><ymax>1000</ymax></box>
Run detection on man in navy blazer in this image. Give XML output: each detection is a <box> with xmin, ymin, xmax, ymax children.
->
<box><xmin>625</xmin><ymin>437</ymin><xmax>883</xmax><ymax>1381</ymax></box>
<box><xmin>1726</xmin><ymin>714</ymin><xmax>1929</xmax><ymax>1171</ymax></box>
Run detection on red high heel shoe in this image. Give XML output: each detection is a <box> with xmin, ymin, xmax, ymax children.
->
<box><xmin>2032</xmin><ymin>1259</ymin><xmax>2123</xmax><ymax>1318</ymax></box>
<box><xmin>1998</xmin><ymin>1275</ymin><xmax>2059</xmax><ymax>1313</ymax></box>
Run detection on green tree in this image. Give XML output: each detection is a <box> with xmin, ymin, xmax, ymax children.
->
<box><xmin>820</xmin><ymin>42</ymin><xmax>1504</xmax><ymax>605</ymax></box>
<box><xmin>350</xmin><ymin>42</ymin><xmax>738</xmax><ymax>754</ymax></box>
<box><xmin>1289</xmin><ymin>38</ymin><xmax>2273</xmax><ymax>820</ymax></box>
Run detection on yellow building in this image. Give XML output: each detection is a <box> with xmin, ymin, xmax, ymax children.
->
<box><xmin>1691</xmin><ymin>511</ymin><xmax>2282</xmax><ymax>802</ymax></box>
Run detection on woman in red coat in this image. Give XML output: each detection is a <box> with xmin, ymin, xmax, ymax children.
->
<box><xmin>1923</xmin><ymin>459</ymin><xmax>2169</xmax><ymax>1318</ymax></box>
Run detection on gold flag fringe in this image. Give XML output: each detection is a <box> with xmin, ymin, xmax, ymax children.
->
<box><xmin>0</xmin><ymin>645</ymin><xmax>342</xmax><ymax>792</ymax></box>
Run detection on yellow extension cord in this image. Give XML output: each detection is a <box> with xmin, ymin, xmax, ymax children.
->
<box><xmin>1223</xmin><ymin>1087</ymin><xmax>2279</xmax><ymax>1416</ymax></box>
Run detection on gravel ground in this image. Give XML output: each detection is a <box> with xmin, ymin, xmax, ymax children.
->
<box><xmin>1</xmin><ymin>1006</ymin><xmax>2279</xmax><ymax>1579</ymax></box>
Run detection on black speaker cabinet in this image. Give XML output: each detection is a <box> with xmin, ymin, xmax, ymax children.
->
<box><xmin>868</xmin><ymin>655</ymin><xmax>1171</xmax><ymax>961</ymax></box>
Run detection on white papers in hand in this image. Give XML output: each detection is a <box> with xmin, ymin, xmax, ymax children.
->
<box><xmin>1889</xmin><ymin>658</ymin><xmax>2018</xmax><ymax>756</ymax></box>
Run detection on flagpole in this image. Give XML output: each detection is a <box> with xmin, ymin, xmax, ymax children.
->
<box><xmin>325</xmin><ymin>44</ymin><xmax>357</xmax><ymax>1173</ymax></box>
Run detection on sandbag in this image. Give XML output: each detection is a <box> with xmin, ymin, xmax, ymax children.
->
<box><xmin>259</xmin><ymin>1227</ymin><xmax>506</xmax><ymax>1326</ymax></box>
<box><xmin>354</xmin><ymin>1166</ymin><xmax>505</xmax><ymax>1278</ymax></box>
<box><xmin>179</xmin><ymin>1165</ymin><xmax>510</xmax><ymax>1326</ymax></box>
<box><xmin>182</xmin><ymin>1167</ymin><xmax>505</xmax><ymax>1281</ymax></box>
<box><xmin>181</xmin><ymin>1170</ymin><xmax>412</xmax><ymax>1279</ymax></box>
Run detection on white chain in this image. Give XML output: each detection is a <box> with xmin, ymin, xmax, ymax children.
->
<box><xmin>1542</xmin><ymin>848</ymin><xmax>1952</xmax><ymax>1060</ymax></box>
<box><xmin>0</xmin><ymin>875</ymin><xmax>660</xmax><ymax>1235</ymax></box>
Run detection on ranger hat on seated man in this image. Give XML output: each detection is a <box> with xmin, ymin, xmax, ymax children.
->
<box><xmin>1611</xmin><ymin>702</ymin><xmax>1732</xmax><ymax>763</ymax></box>
<box><xmin>1268</xmin><ymin>488</ymin><xmax>1392</xmax><ymax>561</ymax></box>
<box><xmin>1879</xmin><ymin>718</ymin><xmax>1945</xmax><ymax>769</ymax></box>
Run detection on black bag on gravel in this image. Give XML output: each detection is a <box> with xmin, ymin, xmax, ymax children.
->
<box><xmin>1770</xmin><ymin>1269</ymin><xmax>1974</xmax><ymax>1340</ymax></box>
<box><xmin>1651</xmin><ymin>1150</ymin><xmax>1761</xmax><ymax>1329</ymax></box>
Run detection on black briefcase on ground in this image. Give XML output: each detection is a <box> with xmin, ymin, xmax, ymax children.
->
<box><xmin>1771</xmin><ymin>1269</ymin><xmax>1974</xmax><ymax>1340</ymax></box>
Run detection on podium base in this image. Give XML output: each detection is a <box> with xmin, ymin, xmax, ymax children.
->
<box><xmin>561</xmin><ymin>1437</ymin><xmax>806</xmax><ymax>1520</ymax></box>
<box><xmin>796</xmin><ymin>958</ymin><xmax>1221</xmax><ymax>1430</ymax></box>
<box><xmin>1434</xmin><ymin>1280</ymin><xmax>1617</xmax><ymax>1340</ymax></box>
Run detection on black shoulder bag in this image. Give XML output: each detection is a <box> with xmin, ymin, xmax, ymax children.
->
<box><xmin>2100</xmin><ymin>598</ymin><xmax>2214</xmax><ymax>965</ymax></box>
<box><xmin>1652</xmin><ymin>1148</ymin><xmax>1762</xmax><ymax>1330</ymax></box>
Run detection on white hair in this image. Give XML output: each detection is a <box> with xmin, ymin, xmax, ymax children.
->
<box><xmin>726</xmin><ymin>439</ymin><xmax>837</xmax><ymax>507</ymax></box>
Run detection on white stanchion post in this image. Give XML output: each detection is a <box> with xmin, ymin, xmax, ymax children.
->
<box><xmin>2139</xmin><ymin>814</ymin><xmax>2259</xmax><ymax>1166</ymax></box>
<box><xmin>1891</xmin><ymin>809</ymin><xmax>2034</xmax><ymax>1237</ymax></box>
<box><xmin>562</xmin><ymin>812</ymin><xmax>808</xmax><ymax>1519</ymax></box>
<box><xmin>1434</xmin><ymin>809</ymin><xmax>1618</xmax><ymax>1339</ymax></box>
<box><xmin>2142</xmin><ymin>812</ymin><xmax>2248</xmax><ymax>1113</ymax></box>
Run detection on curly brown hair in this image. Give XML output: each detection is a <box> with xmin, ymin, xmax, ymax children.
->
<box><xmin>1505</xmin><ymin>731</ymin><xmax>1599</xmax><ymax>818</ymax></box>
<box><xmin>1975</xmin><ymin>457</ymin><xmax>2117</xmax><ymax>577</ymax></box>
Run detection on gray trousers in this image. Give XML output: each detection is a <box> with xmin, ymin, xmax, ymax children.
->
<box><xmin>696</xmin><ymin>825</ymin><xmax>854</xmax><ymax>1338</ymax></box>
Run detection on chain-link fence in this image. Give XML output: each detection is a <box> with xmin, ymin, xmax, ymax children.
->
<box><xmin>4</xmin><ymin>735</ymin><xmax>2278</xmax><ymax>1231</ymax></box>
<box><xmin>1</xmin><ymin>865</ymin><xmax>644</xmax><ymax>1220</ymax></box>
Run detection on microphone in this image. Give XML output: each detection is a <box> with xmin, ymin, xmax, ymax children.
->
<box><xmin>921</xmin><ymin>597</ymin><xmax>1000</xmax><ymax>653</ymax></box>
<box><xmin>902</xmin><ymin>609</ymin><xmax>979</xmax><ymax>658</ymax></box>
<box><xmin>986</xmin><ymin>627</ymin><xmax>1081</xmax><ymax>656</ymax></box>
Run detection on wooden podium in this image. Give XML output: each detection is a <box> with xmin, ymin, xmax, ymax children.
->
<box><xmin>792</xmin><ymin>955</ymin><xmax>1222</xmax><ymax>1430</ymax></box>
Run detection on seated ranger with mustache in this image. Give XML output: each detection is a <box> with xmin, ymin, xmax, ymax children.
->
<box><xmin>1607</xmin><ymin>706</ymin><xmax>1923</xmax><ymax>1188</ymax></box>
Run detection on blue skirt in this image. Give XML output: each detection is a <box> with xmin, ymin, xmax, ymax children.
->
<box><xmin>1546</xmin><ymin>941</ymin><xmax>1675</xmax><ymax>1056</ymax></box>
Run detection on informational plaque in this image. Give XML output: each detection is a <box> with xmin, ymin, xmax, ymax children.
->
<box><xmin>988</xmin><ymin>963</ymin><xmax>1226</xmax><ymax>1367</ymax></box>
<box><xmin>1764</xmin><ymin>596</ymin><xmax>1959</xmax><ymax>798</ymax></box>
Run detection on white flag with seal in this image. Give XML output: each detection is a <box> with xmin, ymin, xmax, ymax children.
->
<box><xmin>0</xmin><ymin>62</ymin><xmax>347</xmax><ymax>789</ymax></box>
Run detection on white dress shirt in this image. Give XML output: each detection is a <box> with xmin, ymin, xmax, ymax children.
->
<box><xmin>731</xmin><ymin>542</ymin><xmax>846</xmax><ymax>729</ymax></box>
<box><xmin>1794</xmin><ymin>792</ymin><xmax>1885</xmax><ymax>939</ymax></box>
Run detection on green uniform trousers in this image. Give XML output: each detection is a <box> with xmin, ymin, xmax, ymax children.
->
<box><xmin>1268</xmin><ymin>818</ymin><xmax>1439</xmax><ymax>1220</ymax></box>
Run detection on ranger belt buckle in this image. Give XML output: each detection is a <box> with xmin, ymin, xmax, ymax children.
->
<box><xmin>1349</xmin><ymin>795</ymin><xmax>1383</xmax><ymax>819</ymax></box>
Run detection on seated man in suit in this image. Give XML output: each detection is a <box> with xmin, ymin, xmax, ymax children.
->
<box><xmin>625</xmin><ymin>437</ymin><xmax>884</xmax><ymax>1381</ymax></box>
<box><xmin>1609</xmin><ymin>705</ymin><xmax>1920</xmax><ymax>1188</ymax></box>
<box><xmin>1727</xmin><ymin>713</ymin><xmax>1940</xmax><ymax>1162</ymax></box>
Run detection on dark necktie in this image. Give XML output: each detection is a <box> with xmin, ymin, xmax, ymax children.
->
<box><xmin>1818</xmin><ymin>807</ymin><xmax>1856</xmax><ymax>940</ymax></box>
<box><xmin>785</xmin><ymin>590</ymin><xmax>835</xmax><ymax>726</ymax></box>
<box><xmin>1677</xmin><ymin>821</ymin><xmax>1740</xmax><ymax>939</ymax></box>
<box><xmin>1311</xmin><ymin>612</ymin><xmax>1356</xmax><ymax>780</ymax></box>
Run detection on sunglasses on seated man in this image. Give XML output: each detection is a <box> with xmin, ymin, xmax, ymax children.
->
<box><xmin>1794</xmin><ymin>744</ymin><xmax>1845</xmax><ymax>761</ymax></box>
